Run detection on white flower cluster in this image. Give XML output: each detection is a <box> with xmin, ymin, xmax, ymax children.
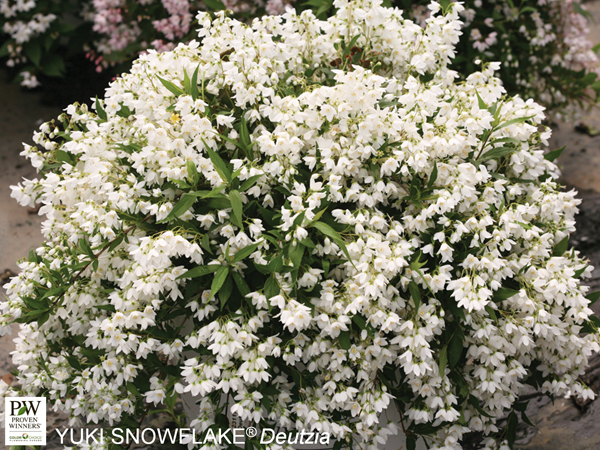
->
<box><xmin>2</xmin><ymin>0</ymin><xmax>599</xmax><ymax>449</ymax></box>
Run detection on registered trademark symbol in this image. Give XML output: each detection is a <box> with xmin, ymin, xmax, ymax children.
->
<box><xmin>245</xmin><ymin>427</ymin><xmax>257</xmax><ymax>438</ymax></box>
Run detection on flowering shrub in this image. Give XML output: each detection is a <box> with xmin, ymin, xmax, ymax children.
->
<box><xmin>2</xmin><ymin>1</ymin><xmax>600</xmax><ymax>449</ymax></box>
<box><xmin>392</xmin><ymin>0</ymin><xmax>600</xmax><ymax>120</ymax></box>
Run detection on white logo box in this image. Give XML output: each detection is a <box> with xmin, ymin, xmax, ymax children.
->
<box><xmin>5</xmin><ymin>397</ymin><xmax>46</xmax><ymax>446</ymax></box>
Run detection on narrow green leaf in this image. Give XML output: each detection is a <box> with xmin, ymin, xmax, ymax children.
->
<box><xmin>160</xmin><ymin>194</ymin><xmax>196</xmax><ymax>223</ymax></box>
<box><xmin>492</xmin><ymin>287</ymin><xmax>520</xmax><ymax>303</ymax></box>
<box><xmin>586</xmin><ymin>291</ymin><xmax>600</xmax><ymax>305</ymax></box>
<box><xmin>289</xmin><ymin>243</ymin><xmax>305</xmax><ymax>269</ymax></box>
<box><xmin>203</xmin><ymin>0</ymin><xmax>225</xmax><ymax>10</ymax></box>
<box><xmin>239</xmin><ymin>174</ymin><xmax>263</xmax><ymax>192</ymax></box>
<box><xmin>506</xmin><ymin>411</ymin><xmax>518</xmax><ymax>449</ymax></box>
<box><xmin>478</xmin><ymin>146</ymin><xmax>517</xmax><ymax>162</ymax></box>
<box><xmin>187</xmin><ymin>160</ymin><xmax>199</xmax><ymax>186</ymax></box>
<box><xmin>79</xmin><ymin>238</ymin><xmax>94</xmax><ymax>258</ymax></box>
<box><xmin>468</xmin><ymin>395</ymin><xmax>493</xmax><ymax>418</ymax></box>
<box><xmin>310</xmin><ymin>221</ymin><xmax>353</xmax><ymax>264</ymax></box>
<box><xmin>339</xmin><ymin>330</ymin><xmax>351</xmax><ymax>350</ymax></box>
<box><xmin>438</xmin><ymin>346</ymin><xmax>448</xmax><ymax>376</ymax></box>
<box><xmin>232</xmin><ymin>241</ymin><xmax>262</xmax><ymax>263</ymax></box>
<box><xmin>210</xmin><ymin>266</ymin><xmax>230</xmax><ymax>300</ymax></box>
<box><xmin>157</xmin><ymin>75</ymin><xmax>185</xmax><ymax>97</ymax></box>
<box><xmin>544</xmin><ymin>146</ymin><xmax>565</xmax><ymax>162</ymax></box>
<box><xmin>264</xmin><ymin>275</ymin><xmax>279</xmax><ymax>299</ymax></box>
<box><xmin>448</xmin><ymin>332</ymin><xmax>463</xmax><ymax>368</ymax></box>
<box><xmin>191</xmin><ymin>65</ymin><xmax>200</xmax><ymax>101</ymax></box>
<box><xmin>427</xmin><ymin>162</ymin><xmax>438</xmax><ymax>188</ymax></box>
<box><xmin>476</xmin><ymin>91</ymin><xmax>487</xmax><ymax>110</ymax></box>
<box><xmin>202</xmin><ymin>139</ymin><xmax>232</xmax><ymax>183</ymax></box>
<box><xmin>183</xmin><ymin>69</ymin><xmax>191</xmax><ymax>95</ymax></box>
<box><xmin>553</xmin><ymin>235</ymin><xmax>569</xmax><ymax>257</ymax></box>
<box><xmin>408</xmin><ymin>281</ymin><xmax>421</xmax><ymax>312</ymax></box>
<box><xmin>181</xmin><ymin>264</ymin><xmax>220</xmax><ymax>279</ymax></box>
<box><xmin>24</xmin><ymin>41</ymin><xmax>41</xmax><ymax>67</ymax></box>
<box><xmin>126</xmin><ymin>382</ymin><xmax>141</xmax><ymax>396</ymax></box>
<box><xmin>343</xmin><ymin>35</ymin><xmax>362</xmax><ymax>59</ymax></box>
<box><xmin>232</xmin><ymin>272</ymin><xmax>251</xmax><ymax>298</ymax></box>
<box><xmin>492</xmin><ymin>115</ymin><xmax>534</xmax><ymax>132</ymax></box>
<box><xmin>229</xmin><ymin>190</ymin><xmax>243</xmax><ymax>228</ymax></box>
<box><xmin>95</xmin><ymin>96</ymin><xmax>107</xmax><ymax>122</ymax></box>
<box><xmin>219</xmin><ymin>276</ymin><xmax>234</xmax><ymax>309</ymax></box>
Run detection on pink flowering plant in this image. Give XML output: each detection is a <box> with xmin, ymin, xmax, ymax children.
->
<box><xmin>0</xmin><ymin>0</ymin><xmax>293</xmax><ymax>85</ymax></box>
<box><xmin>2</xmin><ymin>1</ymin><xmax>600</xmax><ymax>449</ymax></box>
<box><xmin>393</xmin><ymin>0</ymin><xmax>600</xmax><ymax>120</ymax></box>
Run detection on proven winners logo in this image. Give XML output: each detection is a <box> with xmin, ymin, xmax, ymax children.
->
<box><xmin>5</xmin><ymin>397</ymin><xmax>46</xmax><ymax>445</ymax></box>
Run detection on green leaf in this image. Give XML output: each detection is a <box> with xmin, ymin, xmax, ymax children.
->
<box><xmin>232</xmin><ymin>241</ymin><xmax>262</xmax><ymax>263</ymax></box>
<box><xmin>41</xmin><ymin>54</ymin><xmax>65</xmax><ymax>77</ymax></box>
<box><xmin>289</xmin><ymin>243</ymin><xmax>305</xmax><ymax>269</ymax></box>
<box><xmin>553</xmin><ymin>235</ymin><xmax>569</xmax><ymax>257</ymax></box>
<box><xmin>183</xmin><ymin>68</ymin><xmax>191</xmax><ymax>95</ymax></box>
<box><xmin>492</xmin><ymin>287</ymin><xmax>520</xmax><ymax>302</ymax></box>
<box><xmin>180</xmin><ymin>264</ymin><xmax>220</xmax><ymax>279</ymax></box>
<box><xmin>310</xmin><ymin>221</ymin><xmax>353</xmax><ymax>264</ymax></box>
<box><xmin>448</xmin><ymin>332</ymin><xmax>463</xmax><ymax>368</ymax></box>
<box><xmin>219</xmin><ymin>276</ymin><xmax>234</xmax><ymax>309</ymax></box>
<box><xmin>18</xmin><ymin>406</ymin><xmax>26</xmax><ymax>416</ymax></box>
<box><xmin>126</xmin><ymin>382</ymin><xmax>141</xmax><ymax>396</ymax></box>
<box><xmin>23</xmin><ymin>41</ymin><xmax>41</xmax><ymax>67</ymax></box>
<box><xmin>485</xmin><ymin>305</ymin><xmax>498</xmax><ymax>322</ymax></box>
<box><xmin>187</xmin><ymin>160</ymin><xmax>199</xmax><ymax>186</ymax></box>
<box><xmin>573</xmin><ymin>2</ymin><xmax>593</xmax><ymax>20</ymax></box>
<box><xmin>427</xmin><ymin>162</ymin><xmax>438</xmax><ymax>188</ymax></box>
<box><xmin>544</xmin><ymin>146</ymin><xmax>565</xmax><ymax>162</ymax></box>
<box><xmin>586</xmin><ymin>291</ymin><xmax>600</xmax><ymax>305</ymax></box>
<box><xmin>492</xmin><ymin>115</ymin><xmax>534</xmax><ymax>132</ymax></box>
<box><xmin>157</xmin><ymin>75</ymin><xmax>185</xmax><ymax>97</ymax></box>
<box><xmin>210</xmin><ymin>266</ymin><xmax>229</xmax><ymax>300</ymax></box>
<box><xmin>477</xmin><ymin>146</ymin><xmax>517</xmax><ymax>163</ymax></box>
<box><xmin>476</xmin><ymin>91</ymin><xmax>487</xmax><ymax>110</ymax></box>
<box><xmin>506</xmin><ymin>411</ymin><xmax>518</xmax><ymax>449</ymax></box>
<box><xmin>79</xmin><ymin>238</ymin><xmax>94</xmax><ymax>258</ymax></box>
<box><xmin>438</xmin><ymin>346</ymin><xmax>447</xmax><ymax>375</ymax></box>
<box><xmin>339</xmin><ymin>331</ymin><xmax>351</xmax><ymax>350</ymax></box>
<box><xmin>232</xmin><ymin>272</ymin><xmax>251</xmax><ymax>298</ymax></box>
<box><xmin>202</xmin><ymin>139</ymin><xmax>232</xmax><ymax>183</ymax></box>
<box><xmin>191</xmin><ymin>65</ymin><xmax>200</xmax><ymax>101</ymax></box>
<box><xmin>468</xmin><ymin>395</ymin><xmax>493</xmax><ymax>418</ymax></box>
<box><xmin>95</xmin><ymin>97</ymin><xmax>107</xmax><ymax>122</ymax></box>
<box><xmin>240</xmin><ymin>174</ymin><xmax>263</xmax><ymax>192</ymax></box>
<box><xmin>55</xmin><ymin>149</ymin><xmax>73</xmax><ymax>164</ymax></box>
<box><xmin>229</xmin><ymin>190</ymin><xmax>243</xmax><ymax>228</ymax></box>
<box><xmin>343</xmin><ymin>34</ymin><xmax>362</xmax><ymax>59</ymax></box>
<box><xmin>161</xmin><ymin>194</ymin><xmax>196</xmax><ymax>223</ymax></box>
<box><xmin>203</xmin><ymin>0</ymin><xmax>225</xmax><ymax>10</ymax></box>
<box><xmin>406</xmin><ymin>436</ymin><xmax>416</xmax><ymax>450</ymax></box>
<box><xmin>264</xmin><ymin>275</ymin><xmax>279</xmax><ymax>299</ymax></box>
<box><xmin>0</xmin><ymin>40</ymin><xmax>9</xmax><ymax>58</ymax></box>
<box><xmin>408</xmin><ymin>281</ymin><xmax>421</xmax><ymax>312</ymax></box>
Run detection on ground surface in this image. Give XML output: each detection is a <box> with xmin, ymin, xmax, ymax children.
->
<box><xmin>4</xmin><ymin>6</ymin><xmax>600</xmax><ymax>449</ymax></box>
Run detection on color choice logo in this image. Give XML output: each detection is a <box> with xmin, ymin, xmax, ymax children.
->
<box><xmin>5</xmin><ymin>397</ymin><xmax>46</xmax><ymax>445</ymax></box>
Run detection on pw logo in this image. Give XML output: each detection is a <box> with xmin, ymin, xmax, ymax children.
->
<box><xmin>4</xmin><ymin>397</ymin><xmax>46</xmax><ymax>446</ymax></box>
<box><xmin>10</xmin><ymin>399</ymin><xmax>42</xmax><ymax>416</ymax></box>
